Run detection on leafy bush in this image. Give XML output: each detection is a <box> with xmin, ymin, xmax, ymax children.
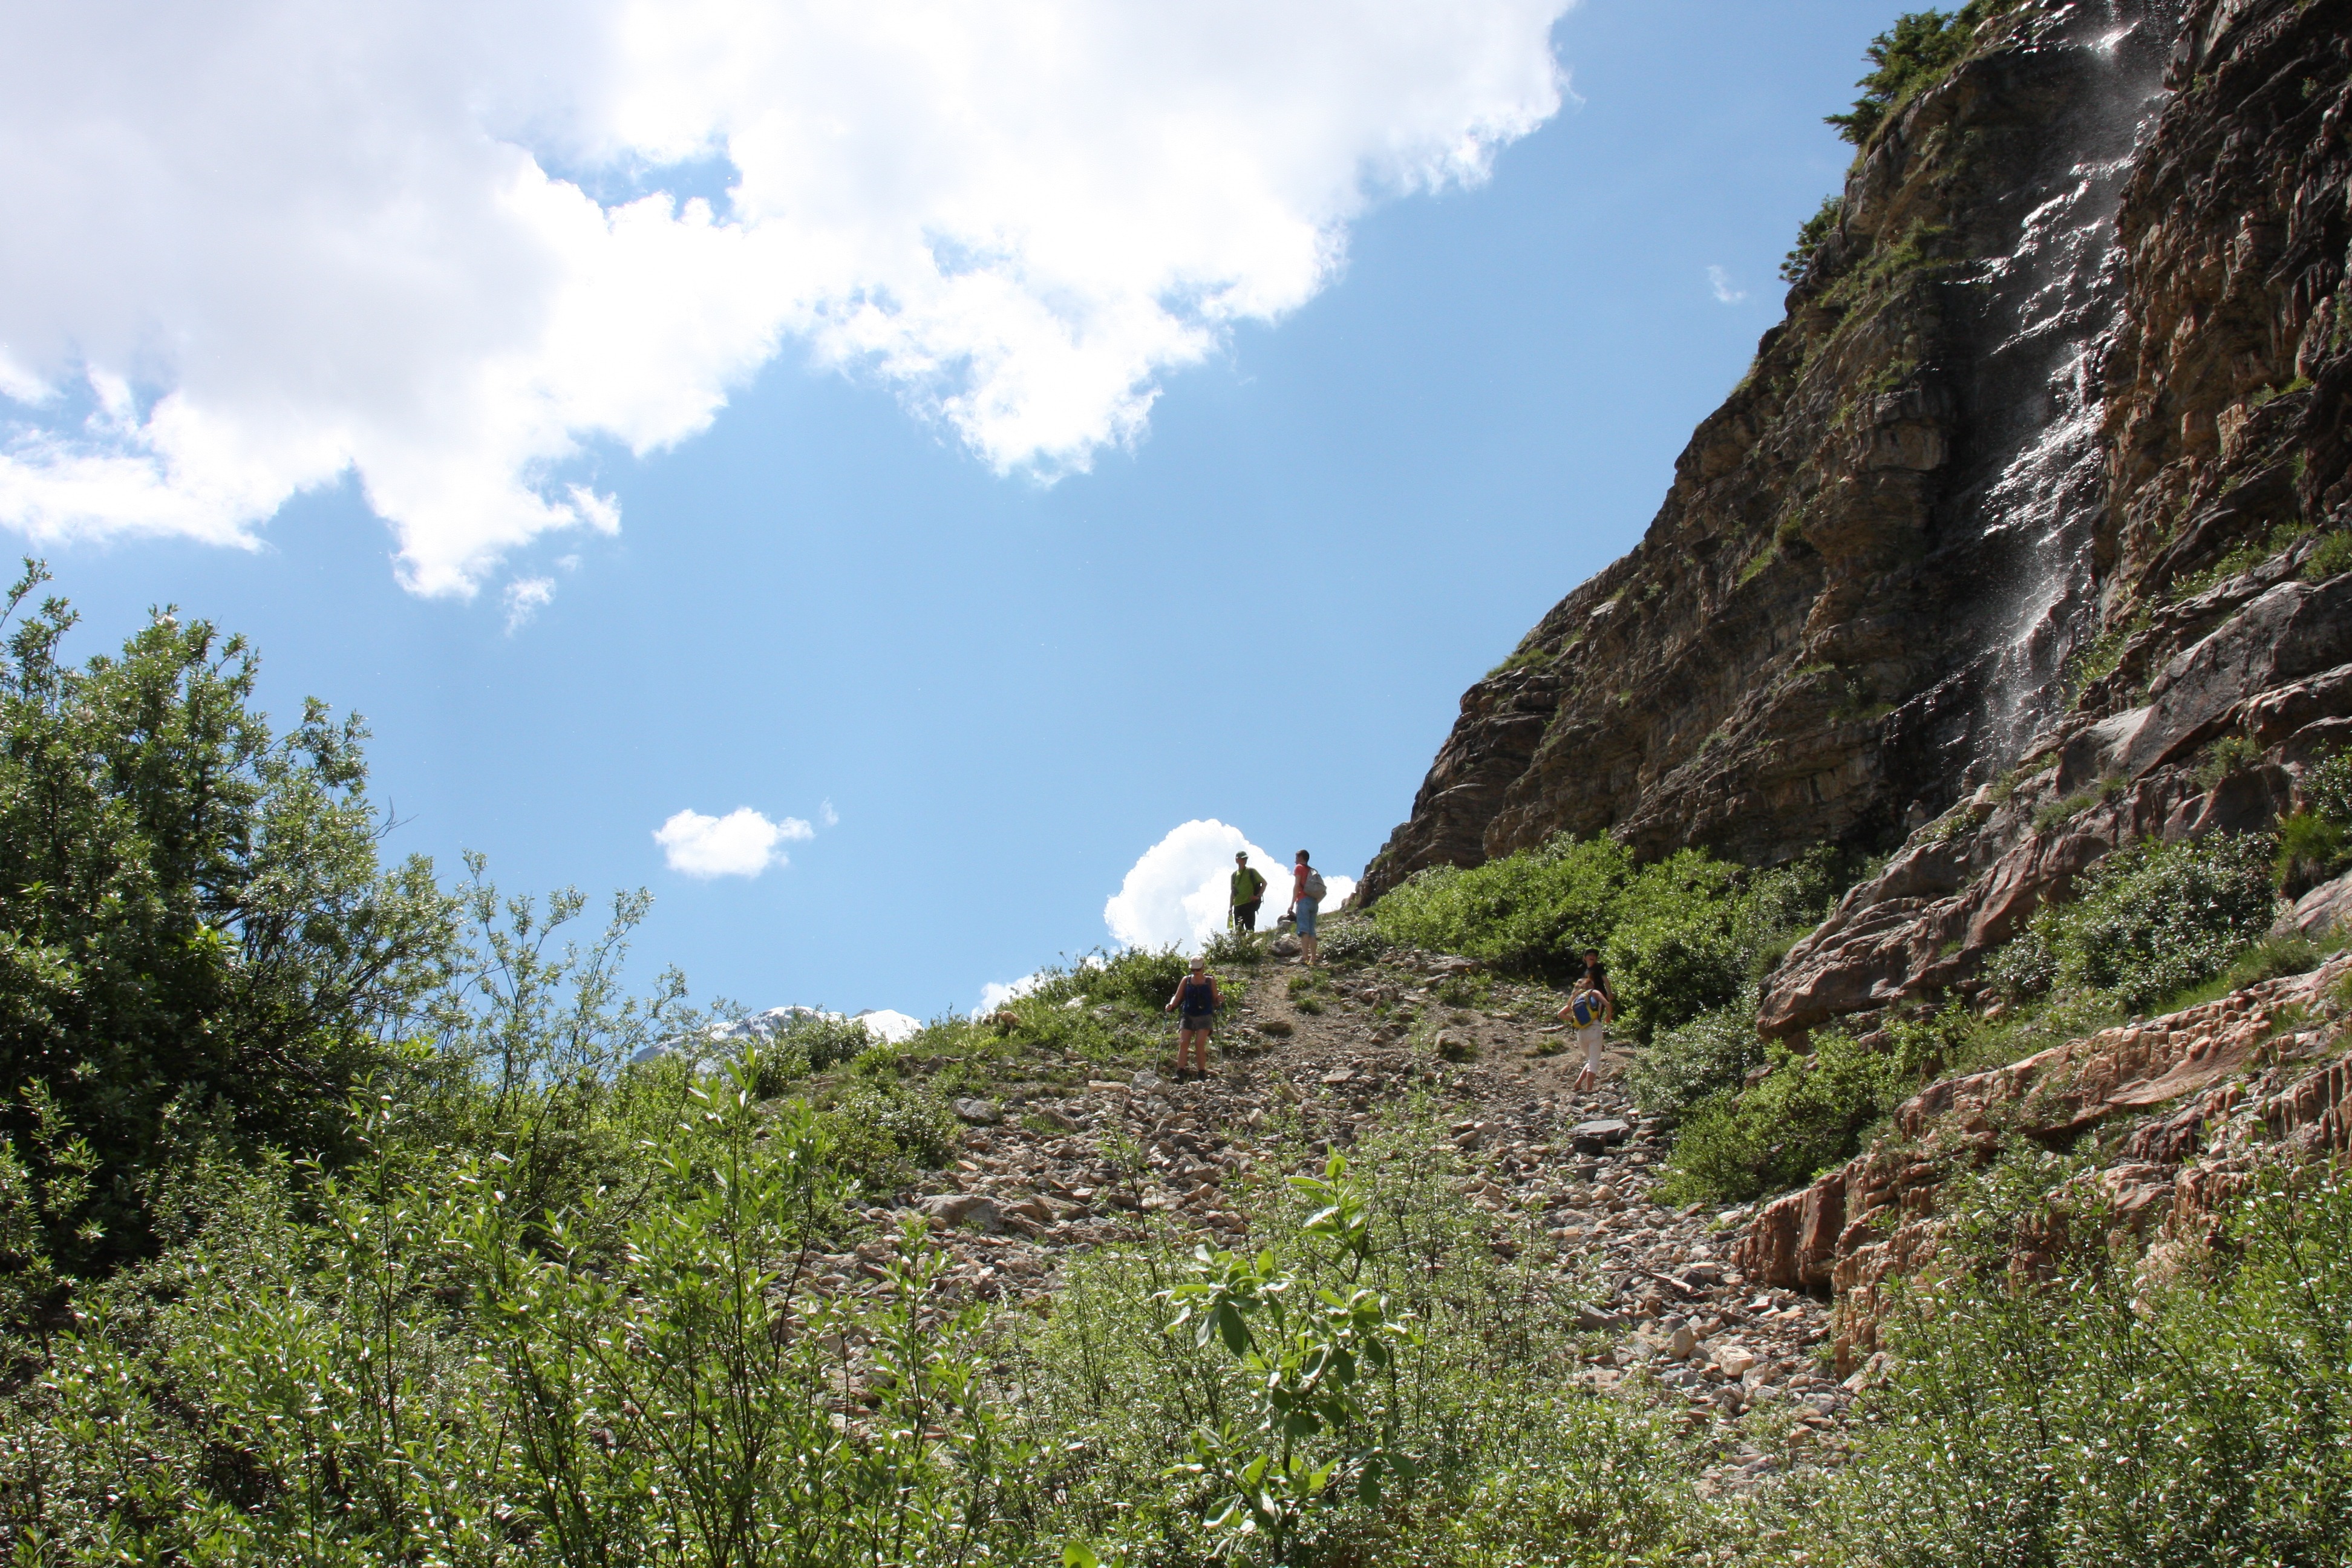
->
<box><xmin>822</xmin><ymin>1077</ymin><xmax>959</xmax><ymax>1187</ymax></box>
<box><xmin>2275</xmin><ymin>809</ymin><xmax>2350</xmax><ymax>895</ymax></box>
<box><xmin>1315</xmin><ymin>914</ymin><xmax>1390</xmax><ymax>967</ymax></box>
<box><xmin>1373</xmin><ymin>834</ymin><xmax>1636</xmax><ymax>978</ymax></box>
<box><xmin>2304</xmin><ymin>527</ymin><xmax>2352</xmax><ymax>582</ymax></box>
<box><xmin>1023</xmin><ymin>1111</ymin><xmax>1696</xmax><ymax>1567</ymax></box>
<box><xmin>1795</xmin><ymin>1161</ymin><xmax>2352</xmax><ymax>1566</ymax></box>
<box><xmin>1655</xmin><ymin>1030</ymin><xmax>1904</xmax><ymax>1206</ymax></box>
<box><xmin>1780</xmin><ymin>194</ymin><xmax>1844</xmax><ymax>283</ymax></box>
<box><xmin>1823</xmin><ymin>5</ymin><xmax>2008</xmax><ymax>147</ymax></box>
<box><xmin>1624</xmin><ymin>1006</ymin><xmax>1766</xmax><ymax>1128</ymax></box>
<box><xmin>1076</xmin><ymin>946</ymin><xmax>1192</xmax><ymax>1011</ymax></box>
<box><xmin>1201</xmin><ymin>927</ymin><xmax>1268</xmax><ymax>967</ymax></box>
<box><xmin>1372</xmin><ymin>836</ymin><xmax>1838</xmax><ymax>1040</ymax></box>
<box><xmin>0</xmin><ymin>566</ymin><xmax>457</xmax><ymax>1271</ymax></box>
<box><xmin>1993</xmin><ymin>835</ymin><xmax>2278</xmax><ymax>1011</ymax></box>
<box><xmin>2278</xmin><ymin>748</ymin><xmax>2352</xmax><ymax>893</ymax></box>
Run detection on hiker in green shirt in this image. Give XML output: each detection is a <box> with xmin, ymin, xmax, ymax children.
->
<box><xmin>1230</xmin><ymin>852</ymin><xmax>1267</xmax><ymax>933</ymax></box>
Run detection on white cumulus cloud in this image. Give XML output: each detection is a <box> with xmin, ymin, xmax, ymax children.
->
<box><xmin>979</xmin><ymin>973</ymin><xmax>1045</xmax><ymax>1013</ymax></box>
<box><xmin>1706</xmin><ymin>264</ymin><xmax>1747</xmax><ymax>305</ymax></box>
<box><xmin>1105</xmin><ymin>819</ymin><xmax>1354</xmax><ymax>954</ymax></box>
<box><xmin>653</xmin><ymin>805</ymin><xmax>815</xmax><ymax>878</ymax></box>
<box><xmin>0</xmin><ymin>0</ymin><xmax>1573</xmax><ymax>596</ymax></box>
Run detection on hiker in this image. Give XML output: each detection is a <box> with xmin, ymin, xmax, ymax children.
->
<box><xmin>1290</xmin><ymin>850</ymin><xmax>1325</xmax><ymax>967</ymax></box>
<box><xmin>1559</xmin><ymin>973</ymin><xmax>1612</xmax><ymax>1095</ymax></box>
<box><xmin>1230</xmin><ymin>851</ymin><xmax>1267</xmax><ymax>933</ymax></box>
<box><xmin>1579</xmin><ymin>947</ymin><xmax>1616</xmax><ymax>1011</ymax></box>
<box><xmin>1164</xmin><ymin>956</ymin><xmax>1221</xmax><ymax>1080</ymax></box>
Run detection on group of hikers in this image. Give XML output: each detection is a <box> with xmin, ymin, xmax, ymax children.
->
<box><xmin>1161</xmin><ymin>848</ymin><xmax>1618</xmax><ymax>1092</ymax></box>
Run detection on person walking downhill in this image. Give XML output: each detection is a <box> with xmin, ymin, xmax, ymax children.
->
<box><xmin>1579</xmin><ymin>947</ymin><xmax>1616</xmax><ymax>1014</ymax></box>
<box><xmin>1165</xmin><ymin>956</ymin><xmax>1220</xmax><ymax>1080</ymax></box>
<box><xmin>1559</xmin><ymin>972</ymin><xmax>1612</xmax><ymax>1096</ymax></box>
<box><xmin>1230</xmin><ymin>851</ymin><xmax>1267</xmax><ymax>933</ymax></box>
<box><xmin>1290</xmin><ymin>850</ymin><xmax>1326</xmax><ymax>967</ymax></box>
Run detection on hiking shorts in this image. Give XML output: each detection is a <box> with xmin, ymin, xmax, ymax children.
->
<box><xmin>1180</xmin><ymin>1013</ymin><xmax>1215</xmax><ymax>1033</ymax></box>
<box><xmin>1577</xmin><ymin>1022</ymin><xmax>1606</xmax><ymax>1071</ymax></box>
<box><xmin>1294</xmin><ymin>900</ymin><xmax>1319</xmax><ymax>936</ymax></box>
<box><xmin>1232</xmin><ymin>900</ymin><xmax>1261</xmax><ymax>931</ymax></box>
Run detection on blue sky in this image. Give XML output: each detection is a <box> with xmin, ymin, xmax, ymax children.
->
<box><xmin>4</xmin><ymin>0</ymin><xmax>1900</xmax><ymax>1021</ymax></box>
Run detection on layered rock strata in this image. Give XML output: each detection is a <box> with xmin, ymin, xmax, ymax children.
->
<box><xmin>1736</xmin><ymin>951</ymin><xmax>2352</xmax><ymax>1364</ymax></box>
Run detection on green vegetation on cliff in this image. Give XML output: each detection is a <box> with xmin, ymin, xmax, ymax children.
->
<box><xmin>1367</xmin><ymin>835</ymin><xmax>1837</xmax><ymax>1041</ymax></box>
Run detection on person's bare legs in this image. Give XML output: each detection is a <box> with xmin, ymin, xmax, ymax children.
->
<box><xmin>1179</xmin><ymin>1026</ymin><xmax>1209</xmax><ymax>1077</ymax></box>
<box><xmin>1302</xmin><ymin>933</ymin><xmax>1319</xmax><ymax>967</ymax></box>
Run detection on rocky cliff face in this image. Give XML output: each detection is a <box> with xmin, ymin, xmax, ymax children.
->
<box><xmin>1362</xmin><ymin>0</ymin><xmax>2352</xmax><ymax>969</ymax></box>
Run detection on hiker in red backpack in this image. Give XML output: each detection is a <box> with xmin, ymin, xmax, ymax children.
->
<box><xmin>1559</xmin><ymin>973</ymin><xmax>1612</xmax><ymax>1095</ymax></box>
<box><xmin>1290</xmin><ymin>851</ymin><xmax>1325</xmax><ymax>967</ymax></box>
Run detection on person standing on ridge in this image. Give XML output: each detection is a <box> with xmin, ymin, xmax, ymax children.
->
<box><xmin>1230</xmin><ymin>851</ymin><xmax>1267</xmax><ymax>933</ymax></box>
<box><xmin>1165</xmin><ymin>955</ymin><xmax>1220</xmax><ymax>1080</ymax></box>
<box><xmin>1290</xmin><ymin>850</ymin><xmax>1326</xmax><ymax>967</ymax></box>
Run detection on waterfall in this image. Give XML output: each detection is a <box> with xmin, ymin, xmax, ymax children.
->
<box><xmin>1960</xmin><ymin>4</ymin><xmax>2172</xmax><ymax>779</ymax></box>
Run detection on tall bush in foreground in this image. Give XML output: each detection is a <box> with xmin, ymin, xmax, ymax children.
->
<box><xmin>0</xmin><ymin>564</ymin><xmax>456</xmax><ymax>1272</ymax></box>
<box><xmin>1777</xmin><ymin>1159</ymin><xmax>2352</xmax><ymax>1566</ymax></box>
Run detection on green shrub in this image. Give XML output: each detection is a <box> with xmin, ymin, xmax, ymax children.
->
<box><xmin>1798</xmin><ymin>1161</ymin><xmax>2352</xmax><ymax>1566</ymax></box>
<box><xmin>1078</xmin><ymin>946</ymin><xmax>1191</xmax><ymax>1010</ymax></box>
<box><xmin>0</xmin><ymin>566</ymin><xmax>457</xmax><ymax>1272</ymax></box>
<box><xmin>1780</xmin><ymin>194</ymin><xmax>1844</xmax><ymax>284</ymax></box>
<box><xmin>1655</xmin><ymin>1030</ymin><xmax>1904</xmax><ymax>1205</ymax></box>
<box><xmin>1999</xmin><ymin>835</ymin><xmax>2278</xmax><ymax>1011</ymax></box>
<box><xmin>1372</xmin><ymin>835</ymin><xmax>1838</xmax><ymax>1040</ymax></box>
<box><xmin>2302</xmin><ymin>746</ymin><xmax>2352</xmax><ymax>822</ymax></box>
<box><xmin>2275</xmin><ymin>809</ymin><xmax>2350</xmax><ymax>895</ymax></box>
<box><xmin>2304</xmin><ymin>528</ymin><xmax>2352</xmax><ymax>581</ymax></box>
<box><xmin>1024</xmin><ymin>1111</ymin><xmax>1697</xmax><ymax>1567</ymax></box>
<box><xmin>1624</xmin><ymin>1007</ymin><xmax>1766</xmax><ymax>1128</ymax></box>
<box><xmin>1373</xmin><ymin>835</ymin><xmax>1637</xmax><ymax>978</ymax></box>
<box><xmin>1201</xmin><ymin>927</ymin><xmax>1267</xmax><ymax>967</ymax></box>
<box><xmin>2194</xmin><ymin>732</ymin><xmax>2263</xmax><ymax>789</ymax></box>
<box><xmin>1316</xmin><ymin>915</ymin><xmax>1390</xmax><ymax>967</ymax></box>
<box><xmin>825</xmin><ymin>1079</ymin><xmax>959</xmax><ymax>1180</ymax></box>
<box><xmin>1823</xmin><ymin>7</ymin><xmax>1997</xmax><ymax>146</ymax></box>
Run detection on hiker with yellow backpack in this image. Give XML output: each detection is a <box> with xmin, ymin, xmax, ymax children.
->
<box><xmin>1558</xmin><ymin>970</ymin><xmax>1612</xmax><ymax>1095</ymax></box>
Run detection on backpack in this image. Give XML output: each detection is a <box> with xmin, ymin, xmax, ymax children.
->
<box><xmin>1569</xmin><ymin>991</ymin><xmax>1605</xmax><ymax>1029</ymax></box>
<box><xmin>1302</xmin><ymin>869</ymin><xmax>1327</xmax><ymax>902</ymax></box>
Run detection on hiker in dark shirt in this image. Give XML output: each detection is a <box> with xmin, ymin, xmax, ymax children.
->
<box><xmin>1165</xmin><ymin>956</ymin><xmax>1220</xmax><ymax>1080</ymax></box>
<box><xmin>1579</xmin><ymin>948</ymin><xmax>1615</xmax><ymax>1010</ymax></box>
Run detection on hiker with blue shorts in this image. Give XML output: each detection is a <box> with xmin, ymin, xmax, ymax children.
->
<box><xmin>1290</xmin><ymin>851</ymin><xmax>1325</xmax><ymax>967</ymax></box>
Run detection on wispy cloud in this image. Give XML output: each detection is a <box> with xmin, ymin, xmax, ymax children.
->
<box><xmin>0</xmin><ymin>0</ymin><xmax>1575</xmax><ymax>598</ymax></box>
<box><xmin>653</xmin><ymin>806</ymin><xmax>816</xmax><ymax>878</ymax></box>
<box><xmin>1707</xmin><ymin>265</ymin><xmax>1748</xmax><ymax>305</ymax></box>
<box><xmin>502</xmin><ymin>576</ymin><xmax>556</xmax><ymax>633</ymax></box>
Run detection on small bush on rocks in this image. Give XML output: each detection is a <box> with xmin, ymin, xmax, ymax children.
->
<box><xmin>1990</xmin><ymin>835</ymin><xmax>2278</xmax><ymax>1011</ymax></box>
<box><xmin>1315</xmin><ymin>915</ymin><xmax>1391</xmax><ymax>966</ymax></box>
<box><xmin>1655</xmin><ymin>1030</ymin><xmax>1904</xmax><ymax>1206</ymax></box>
<box><xmin>1624</xmin><ymin>1007</ymin><xmax>1767</xmax><ymax>1128</ymax></box>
